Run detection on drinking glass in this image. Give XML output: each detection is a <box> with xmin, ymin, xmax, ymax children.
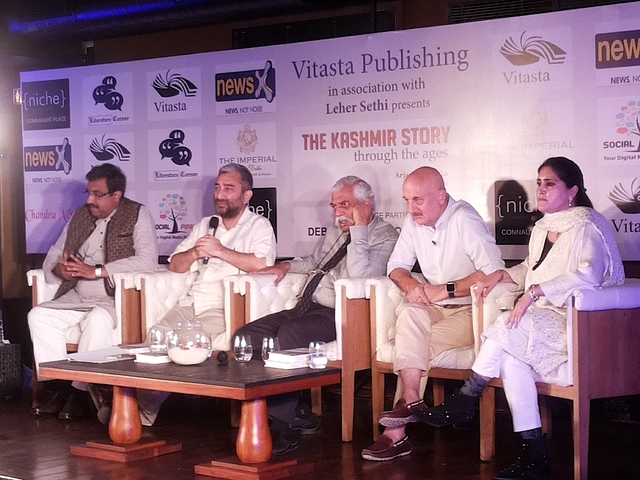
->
<box><xmin>308</xmin><ymin>341</ymin><xmax>328</xmax><ymax>369</ymax></box>
<box><xmin>261</xmin><ymin>337</ymin><xmax>280</xmax><ymax>361</ymax></box>
<box><xmin>233</xmin><ymin>334</ymin><xmax>253</xmax><ymax>362</ymax></box>
<box><xmin>148</xmin><ymin>325</ymin><xmax>168</xmax><ymax>354</ymax></box>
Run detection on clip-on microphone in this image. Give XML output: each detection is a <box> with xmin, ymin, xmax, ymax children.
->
<box><xmin>203</xmin><ymin>216</ymin><xmax>219</xmax><ymax>265</ymax></box>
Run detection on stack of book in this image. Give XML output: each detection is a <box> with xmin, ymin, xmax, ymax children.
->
<box><xmin>264</xmin><ymin>347</ymin><xmax>310</xmax><ymax>369</ymax></box>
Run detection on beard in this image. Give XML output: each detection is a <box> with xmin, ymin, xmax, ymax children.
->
<box><xmin>216</xmin><ymin>199</ymin><xmax>243</xmax><ymax>219</ymax></box>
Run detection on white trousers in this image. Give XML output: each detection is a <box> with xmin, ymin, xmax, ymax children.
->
<box><xmin>28</xmin><ymin>305</ymin><xmax>115</xmax><ymax>390</ymax></box>
<box><xmin>472</xmin><ymin>337</ymin><xmax>541</xmax><ymax>432</ymax></box>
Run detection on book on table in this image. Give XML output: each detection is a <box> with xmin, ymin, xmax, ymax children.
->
<box><xmin>266</xmin><ymin>347</ymin><xmax>309</xmax><ymax>364</ymax></box>
<box><xmin>135</xmin><ymin>351</ymin><xmax>171</xmax><ymax>364</ymax></box>
<box><xmin>264</xmin><ymin>359</ymin><xmax>310</xmax><ymax>369</ymax></box>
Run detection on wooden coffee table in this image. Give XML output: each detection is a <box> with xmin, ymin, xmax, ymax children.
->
<box><xmin>40</xmin><ymin>358</ymin><xmax>340</xmax><ymax>479</ymax></box>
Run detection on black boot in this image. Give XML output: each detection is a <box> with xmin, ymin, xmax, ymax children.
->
<box><xmin>417</xmin><ymin>388</ymin><xmax>479</xmax><ymax>427</ymax></box>
<box><xmin>494</xmin><ymin>437</ymin><xmax>551</xmax><ymax>479</ymax></box>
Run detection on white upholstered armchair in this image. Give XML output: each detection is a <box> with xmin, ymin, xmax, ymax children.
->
<box><xmin>366</xmin><ymin>274</ymin><xmax>520</xmax><ymax>461</ymax></box>
<box><xmin>478</xmin><ymin>278</ymin><xmax>640</xmax><ymax>480</ymax></box>
<box><xmin>27</xmin><ymin>269</ymin><xmax>142</xmax><ymax>407</ymax></box>
<box><xmin>224</xmin><ymin>273</ymin><xmax>371</xmax><ymax>442</ymax></box>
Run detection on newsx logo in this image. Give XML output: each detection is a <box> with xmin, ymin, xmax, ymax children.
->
<box><xmin>596</xmin><ymin>29</ymin><xmax>640</xmax><ymax>70</ymax></box>
<box><xmin>215</xmin><ymin>61</ymin><xmax>276</xmax><ymax>103</ymax></box>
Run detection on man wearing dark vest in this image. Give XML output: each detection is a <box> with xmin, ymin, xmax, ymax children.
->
<box><xmin>28</xmin><ymin>163</ymin><xmax>158</xmax><ymax>420</ymax></box>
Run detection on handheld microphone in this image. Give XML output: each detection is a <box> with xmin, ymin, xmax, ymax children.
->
<box><xmin>203</xmin><ymin>216</ymin><xmax>219</xmax><ymax>265</ymax></box>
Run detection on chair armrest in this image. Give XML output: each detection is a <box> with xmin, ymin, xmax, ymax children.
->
<box><xmin>571</xmin><ymin>278</ymin><xmax>640</xmax><ymax>311</ymax></box>
<box><xmin>333</xmin><ymin>278</ymin><xmax>370</xmax><ymax>361</ymax></box>
<box><xmin>113</xmin><ymin>272</ymin><xmax>143</xmax><ymax>345</ymax></box>
<box><xmin>27</xmin><ymin>269</ymin><xmax>61</xmax><ymax>306</ymax></box>
<box><xmin>366</xmin><ymin>277</ymin><xmax>407</xmax><ymax>352</ymax></box>
<box><xmin>471</xmin><ymin>283</ymin><xmax>522</xmax><ymax>355</ymax></box>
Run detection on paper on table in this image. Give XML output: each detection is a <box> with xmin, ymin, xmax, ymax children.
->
<box><xmin>67</xmin><ymin>346</ymin><xmax>139</xmax><ymax>363</ymax></box>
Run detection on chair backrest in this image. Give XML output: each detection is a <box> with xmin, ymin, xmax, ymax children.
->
<box><xmin>135</xmin><ymin>267</ymin><xmax>187</xmax><ymax>335</ymax></box>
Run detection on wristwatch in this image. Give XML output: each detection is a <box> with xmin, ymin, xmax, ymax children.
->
<box><xmin>446</xmin><ymin>281</ymin><xmax>456</xmax><ymax>298</ymax></box>
<box><xmin>95</xmin><ymin>264</ymin><xmax>103</xmax><ymax>278</ymax></box>
<box><xmin>528</xmin><ymin>285</ymin><xmax>540</xmax><ymax>302</ymax></box>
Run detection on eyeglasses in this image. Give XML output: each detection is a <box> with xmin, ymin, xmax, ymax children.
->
<box><xmin>84</xmin><ymin>190</ymin><xmax>112</xmax><ymax>199</ymax></box>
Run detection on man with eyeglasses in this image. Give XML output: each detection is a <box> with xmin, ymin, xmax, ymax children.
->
<box><xmin>233</xmin><ymin>175</ymin><xmax>398</xmax><ymax>454</ymax></box>
<box><xmin>28</xmin><ymin>163</ymin><xmax>157</xmax><ymax>421</ymax></box>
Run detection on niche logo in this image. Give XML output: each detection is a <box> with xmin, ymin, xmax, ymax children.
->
<box><xmin>24</xmin><ymin>138</ymin><xmax>72</xmax><ymax>174</ymax></box>
<box><xmin>500</xmin><ymin>32</ymin><xmax>566</xmax><ymax>66</ymax></box>
<box><xmin>21</xmin><ymin>78</ymin><xmax>70</xmax><ymax>131</ymax></box>
<box><xmin>609</xmin><ymin>179</ymin><xmax>640</xmax><ymax>214</ymax></box>
<box><xmin>216</xmin><ymin>60</ymin><xmax>276</xmax><ymax>103</ymax></box>
<box><xmin>250</xmin><ymin>187</ymin><xmax>277</xmax><ymax>237</ymax></box>
<box><xmin>159</xmin><ymin>129</ymin><xmax>192</xmax><ymax>166</ymax></box>
<box><xmin>152</xmin><ymin>70</ymin><xmax>198</xmax><ymax>97</ymax></box>
<box><xmin>92</xmin><ymin>76</ymin><xmax>124</xmax><ymax>111</ymax></box>
<box><xmin>89</xmin><ymin>135</ymin><xmax>131</xmax><ymax>162</ymax></box>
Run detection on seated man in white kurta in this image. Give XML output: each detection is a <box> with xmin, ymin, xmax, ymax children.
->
<box><xmin>137</xmin><ymin>162</ymin><xmax>276</xmax><ymax>426</ymax></box>
<box><xmin>28</xmin><ymin>163</ymin><xmax>158</xmax><ymax>420</ymax></box>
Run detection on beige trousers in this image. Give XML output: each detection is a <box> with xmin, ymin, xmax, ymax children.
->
<box><xmin>393</xmin><ymin>302</ymin><xmax>473</xmax><ymax>374</ymax></box>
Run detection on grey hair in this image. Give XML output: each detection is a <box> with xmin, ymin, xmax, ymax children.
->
<box><xmin>218</xmin><ymin>163</ymin><xmax>253</xmax><ymax>191</ymax></box>
<box><xmin>331</xmin><ymin>175</ymin><xmax>375</xmax><ymax>207</ymax></box>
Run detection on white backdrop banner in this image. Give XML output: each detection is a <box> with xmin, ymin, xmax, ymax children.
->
<box><xmin>21</xmin><ymin>3</ymin><xmax>640</xmax><ymax>260</ymax></box>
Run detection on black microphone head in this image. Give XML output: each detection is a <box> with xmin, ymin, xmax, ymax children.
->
<box><xmin>216</xmin><ymin>350</ymin><xmax>228</xmax><ymax>364</ymax></box>
<box><xmin>209</xmin><ymin>216</ymin><xmax>219</xmax><ymax>230</ymax></box>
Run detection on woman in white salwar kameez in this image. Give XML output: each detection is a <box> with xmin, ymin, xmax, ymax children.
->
<box><xmin>421</xmin><ymin>157</ymin><xmax>624</xmax><ymax>480</ymax></box>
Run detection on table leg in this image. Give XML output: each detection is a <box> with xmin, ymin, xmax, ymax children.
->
<box><xmin>110</xmin><ymin>386</ymin><xmax>142</xmax><ymax>444</ymax></box>
<box><xmin>69</xmin><ymin>386</ymin><xmax>181</xmax><ymax>462</ymax></box>
<box><xmin>237</xmin><ymin>397</ymin><xmax>272</xmax><ymax>463</ymax></box>
<box><xmin>196</xmin><ymin>396</ymin><xmax>313</xmax><ymax>479</ymax></box>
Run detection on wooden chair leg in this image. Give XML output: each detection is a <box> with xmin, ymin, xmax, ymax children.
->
<box><xmin>573</xmin><ymin>397</ymin><xmax>590</xmax><ymax>480</ymax></box>
<box><xmin>31</xmin><ymin>353</ymin><xmax>43</xmax><ymax>409</ymax></box>
<box><xmin>432</xmin><ymin>378</ymin><xmax>445</xmax><ymax>406</ymax></box>
<box><xmin>341</xmin><ymin>367</ymin><xmax>355</xmax><ymax>442</ymax></box>
<box><xmin>311</xmin><ymin>387</ymin><xmax>322</xmax><ymax>416</ymax></box>
<box><xmin>479</xmin><ymin>386</ymin><xmax>496</xmax><ymax>462</ymax></box>
<box><xmin>230</xmin><ymin>399</ymin><xmax>241</xmax><ymax>428</ymax></box>
<box><xmin>540</xmin><ymin>395</ymin><xmax>553</xmax><ymax>438</ymax></box>
<box><xmin>371</xmin><ymin>369</ymin><xmax>385</xmax><ymax>440</ymax></box>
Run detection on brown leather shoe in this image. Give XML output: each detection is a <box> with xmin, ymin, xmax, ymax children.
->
<box><xmin>361</xmin><ymin>434</ymin><xmax>412</xmax><ymax>461</ymax></box>
<box><xmin>378</xmin><ymin>398</ymin><xmax>427</xmax><ymax>428</ymax></box>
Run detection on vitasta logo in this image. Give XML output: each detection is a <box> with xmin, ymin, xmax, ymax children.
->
<box><xmin>158</xmin><ymin>193</ymin><xmax>188</xmax><ymax>234</ymax></box>
<box><xmin>596</xmin><ymin>30</ymin><xmax>640</xmax><ymax>69</ymax></box>
<box><xmin>159</xmin><ymin>129</ymin><xmax>192</xmax><ymax>166</ymax></box>
<box><xmin>89</xmin><ymin>135</ymin><xmax>131</xmax><ymax>162</ymax></box>
<box><xmin>25</xmin><ymin>138</ymin><xmax>72</xmax><ymax>175</ymax></box>
<box><xmin>609</xmin><ymin>178</ymin><xmax>640</xmax><ymax>214</ymax></box>
<box><xmin>92</xmin><ymin>76</ymin><xmax>124</xmax><ymax>111</ymax></box>
<box><xmin>216</xmin><ymin>60</ymin><xmax>276</xmax><ymax>103</ymax></box>
<box><xmin>152</xmin><ymin>70</ymin><xmax>198</xmax><ymax>97</ymax></box>
<box><xmin>500</xmin><ymin>32</ymin><xmax>566</xmax><ymax>66</ymax></box>
<box><xmin>22</xmin><ymin>78</ymin><xmax>70</xmax><ymax>131</ymax></box>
